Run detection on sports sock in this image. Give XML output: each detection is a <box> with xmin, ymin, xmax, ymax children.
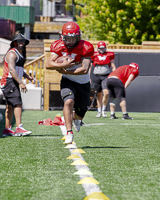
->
<box><xmin>98</xmin><ymin>108</ymin><xmax>102</xmax><ymax>113</ymax></box>
<box><xmin>102</xmin><ymin>105</ymin><xmax>107</xmax><ymax>111</ymax></box>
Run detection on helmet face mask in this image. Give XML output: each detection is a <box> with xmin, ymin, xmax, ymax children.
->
<box><xmin>97</xmin><ymin>41</ymin><xmax>106</xmax><ymax>54</ymax></box>
<box><xmin>98</xmin><ymin>47</ymin><xmax>106</xmax><ymax>54</ymax></box>
<box><xmin>62</xmin><ymin>22</ymin><xmax>81</xmax><ymax>48</ymax></box>
<box><xmin>62</xmin><ymin>34</ymin><xmax>80</xmax><ymax>48</ymax></box>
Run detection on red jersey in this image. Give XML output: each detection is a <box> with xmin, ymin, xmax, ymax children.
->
<box><xmin>108</xmin><ymin>65</ymin><xmax>139</xmax><ymax>85</ymax></box>
<box><xmin>50</xmin><ymin>39</ymin><xmax>94</xmax><ymax>62</ymax></box>
<box><xmin>91</xmin><ymin>51</ymin><xmax>115</xmax><ymax>67</ymax></box>
<box><xmin>50</xmin><ymin>39</ymin><xmax>94</xmax><ymax>84</ymax></box>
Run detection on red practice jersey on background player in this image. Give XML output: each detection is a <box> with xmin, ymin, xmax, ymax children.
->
<box><xmin>108</xmin><ymin>65</ymin><xmax>139</xmax><ymax>84</ymax></box>
<box><xmin>91</xmin><ymin>51</ymin><xmax>115</xmax><ymax>67</ymax></box>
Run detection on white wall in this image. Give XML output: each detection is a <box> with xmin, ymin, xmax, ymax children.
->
<box><xmin>0</xmin><ymin>38</ymin><xmax>10</xmax><ymax>55</ymax></box>
<box><xmin>24</xmin><ymin>25</ymin><xmax>30</xmax><ymax>39</ymax></box>
<box><xmin>43</xmin><ymin>0</ymin><xmax>55</xmax><ymax>17</ymax></box>
<box><xmin>16</xmin><ymin>0</ymin><xmax>30</xmax><ymax>6</ymax></box>
<box><xmin>21</xmin><ymin>85</ymin><xmax>42</xmax><ymax>110</ymax></box>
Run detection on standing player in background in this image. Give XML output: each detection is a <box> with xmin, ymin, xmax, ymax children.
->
<box><xmin>1</xmin><ymin>33</ymin><xmax>35</xmax><ymax>136</ymax></box>
<box><xmin>91</xmin><ymin>41</ymin><xmax>116</xmax><ymax>118</ymax></box>
<box><xmin>46</xmin><ymin>22</ymin><xmax>94</xmax><ymax>144</ymax></box>
<box><xmin>107</xmin><ymin>63</ymin><xmax>139</xmax><ymax>119</ymax></box>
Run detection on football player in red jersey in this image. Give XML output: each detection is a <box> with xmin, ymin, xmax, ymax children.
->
<box><xmin>107</xmin><ymin>63</ymin><xmax>139</xmax><ymax>119</ymax></box>
<box><xmin>46</xmin><ymin>21</ymin><xmax>94</xmax><ymax>144</ymax></box>
<box><xmin>91</xmin><ymin>41</ymin><xmax>116</xmax><ymax>118</ymax></box>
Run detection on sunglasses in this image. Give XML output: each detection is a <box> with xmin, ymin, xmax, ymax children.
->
<box><xmin>17</xmin><ymin>40</ymin><xmax>26</xmax><ymax>43</ymax></box>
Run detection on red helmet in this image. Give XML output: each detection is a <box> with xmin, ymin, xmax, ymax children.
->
<box><xmin>97</xmin><ymin>41</ymin><xmax>106</xmax><ymax>54</ymax></box>
<box><xmin>129</xmin><ymin>62</ymin><xmax>139</xmax><ymax>70</ymax></box>
<box><xmin>61</xmin><ymin>22</ymin><xmax>81</xmax><ymax>48</ymax></box>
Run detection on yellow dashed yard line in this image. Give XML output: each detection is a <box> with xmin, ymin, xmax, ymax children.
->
<box><xmin>59</xmin><ymin>119</ymin><xmax>110</xmax><ymax>200</ymax></box>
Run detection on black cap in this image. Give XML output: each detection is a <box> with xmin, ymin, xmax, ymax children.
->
<box><xmin>10</xmin><ymin>33</ymin><xmax>29</xmax><ymax>47</ymax></box>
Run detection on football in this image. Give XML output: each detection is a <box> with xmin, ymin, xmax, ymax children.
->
<box><xmin>56</xmin><ymin>56</ymin><xmax>74</xmax><ymax>63</ymax></box>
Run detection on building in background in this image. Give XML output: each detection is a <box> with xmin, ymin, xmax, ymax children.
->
<box><xmin>0</xmin><ymin>0</ymin><xmax>76</xmax><ymax>40</ymax></box>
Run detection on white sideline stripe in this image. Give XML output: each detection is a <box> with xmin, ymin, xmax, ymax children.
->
<box><xmin>84</xmin><ymin>122</ymin><xmax>160</xmax><ymax>126</ymax></box>
<box><xmin>30</xmin><ymin>137</ymin><xmax>60</xmax><ymax>139</ymax></box>
<box><xmin>59</xmin><ymin>125</ymin><xmax>102</xmax><ymax>196</ymax></box>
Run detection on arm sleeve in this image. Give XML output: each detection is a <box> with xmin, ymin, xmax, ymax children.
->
<box><xmin>82</xmin><ymin>42</ymin><xmax>94</xmax><ymax>57</ymax></box>
<box><xmin>50</xmin><ymin>41</ymin><xmax>62</xmax><ymax>57</ymax></box>
<box><xmin>91</xmin><ymin>54</ymin><xmax>95</xmax><ymax>62</ymax></box>
<box><xmin>107</xmin><ymin>52</ymin><xmax>115</xmax><ymax>60</ymax></box>
<box><xmin>50</xmin><ymin>42</ymin><xmax>56</xmax><ymax>52</ymax></box>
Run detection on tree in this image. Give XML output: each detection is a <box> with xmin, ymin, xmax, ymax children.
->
<box><xmin>74</xmin><ymin>0</ymin><xmax>160</xmax><ymax>44</ymax></box>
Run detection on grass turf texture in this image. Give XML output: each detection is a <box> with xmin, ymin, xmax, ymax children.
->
<box><xmin>0</xmin><ymin>110</ymin><xmax>160</xmax><ymax>200</ymax></box>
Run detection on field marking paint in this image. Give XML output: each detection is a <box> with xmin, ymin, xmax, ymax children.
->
<box><xmin>29</xmin><ymin>137</ymin><xmax>60</xmax><ymax>139</ymax></box>
<box><xmin>59</xmin><ymin>125</ymin><xmax>102</xmax><ymax>196</ymax></box>
<box><xmin>83</xmin><ymin>122</ymin><xmax>160</xmax><ymax>126</ymax></box>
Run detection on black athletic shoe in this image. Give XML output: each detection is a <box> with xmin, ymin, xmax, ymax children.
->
<box><xmin>110</xmin><ymin>114</ymin><xmax>118</xmax><ymax>119</ymax></box>
<box><xmin>122</xmin><ymin>113</ymin><xmax>133</xmax><ymax>120</ymax></box>
<box><xmin>80</xmin><ymin>120</ymin><xmax>85</xmax><ymax>126</ymax></box>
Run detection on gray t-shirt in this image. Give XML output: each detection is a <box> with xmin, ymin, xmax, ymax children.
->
<box><xmin>93</xmin><ymin>64</ymin><xmax>111</xmax><ymax>75</ymax></box>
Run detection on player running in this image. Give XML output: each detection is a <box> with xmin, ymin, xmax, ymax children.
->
<box><xmin>46</xmin><ymin>21</ymin><xmax>94</xmax><ymax>144</ymax></box>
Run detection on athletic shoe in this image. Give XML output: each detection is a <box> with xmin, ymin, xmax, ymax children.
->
<box><xmin>3</xmin><ymin>125</ymin><xmax>17</xmax><ymax>137</ymax></box>
<box><xmin>73</xmin><ymin>119</ymin><xmax>81</xmax><ymax>132</ymax></box>
<box><xmin>80</xmin><ymin>120</ymin><xmax>85</xmax><ymax>126</ymax></box>
<box><xmin>122</xmin><ymin>113</ymin><xmax>133</xmax><ymax>120</ymax></box>
<box><xmin>110</xmin><ymin>114</ymin><xmax>118</xmax><ymax>119</ymax></box>
<box><xmin>96</xmin><ymin>112</ymin><xmax>102</xmax><ymax>117</ymax></box>
<box><xmin>15</xmin><ymin>124</ymin><xmax>32</xmax><ymax>136</ymax></box>
<box><xmin>12</xmin><ymin>132</ymin><xmax>22</xmax><ymax>137</ymax></box>
<box><xmin>102</xmin><ymin>111</ymin><xmax>107</xmax><ymax>118</ymax></box>
<box><xmin>65</xmin><ymin>131</ymin><xmax>74</xmax><ymax>144</ymax></box>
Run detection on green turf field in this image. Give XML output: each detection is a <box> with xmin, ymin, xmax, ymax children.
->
<box><xmin>0</xmin><ymin>110</ymin><xmax>160</xmax><ymax>200</ymax></box>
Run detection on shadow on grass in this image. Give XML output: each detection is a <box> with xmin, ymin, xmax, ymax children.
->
<box><xmin>82</xmin><ymin>146</ymin><xmax>130</xmax><ymax>149</ymax></box>
<box><xmin>1</xmin><ymin>135</ymin><xmax>61</xmax><ymax>139</ymax></box>
<box><xmin>29</xmin><ymin>134</ymin><xmax>61</xmax><ymax>137</ymax></box>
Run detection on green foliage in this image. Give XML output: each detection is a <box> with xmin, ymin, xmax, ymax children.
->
<box><xmin>65</xmin><ymin>0</ymin><xmax>72</xmax><ymax>11</ymax></box>
<box><xmin>40</xmin><ymin>0</ymin><xmax>43</xmax><ymax>11</ymax></box>
<box><xmin>75</xmin><ymin>0</ymin><xmax>160</xmax><ymax>44</ymax></box>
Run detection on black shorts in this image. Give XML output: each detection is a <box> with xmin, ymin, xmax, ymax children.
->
<box><xmin>107</xmin><ymin>78</ymin><xmax>126</xmax><ymax>98</ymax></box>
<box><xmin>92</xmin><ymin>74</ymin><xmax>109</xmax><ymax>93</ymax></box>
<box><xmin>1</xmin><ymin>79</ymin><xmax>22</xmax><ymax>107</ymax></box>
<box><xmin>60</xmin><ymin>77</ymin><xmax>90</xmax><ymax>117</ymax></box>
